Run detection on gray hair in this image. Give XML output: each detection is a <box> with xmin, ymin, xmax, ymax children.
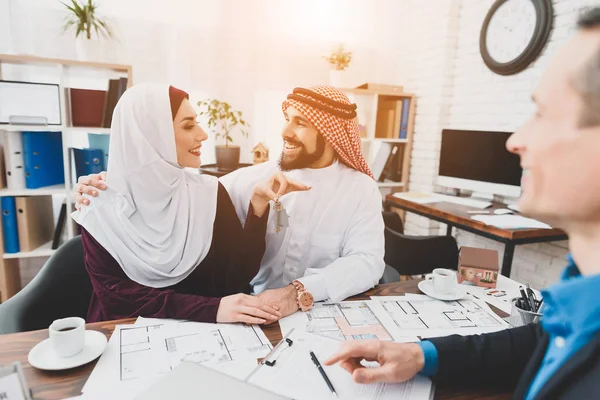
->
<box><xmin>574</xmin><ymin>7</ymin><xmax>600</xmax><ymax>127</ymax></box>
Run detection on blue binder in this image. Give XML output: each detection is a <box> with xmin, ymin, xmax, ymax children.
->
<box><xmin>399</xmin><ymin>98</ymin><xmax>410</xmax><ymax>139</ymax></box>
<box><xmin>1</xmin><ymin>197</ymin><xmax>20</xmax><ymax>253</ymax></box>
<box><xmin>22</xmin><ymin>131</ymin><xmax>65</xmax><ymax>189</ymax></box>
<box><xmin>87</xmin><ymin>134</ymin><xmax>110</xmax><ymax>169</ymax></box>
<box><xmin>73</xmin><ymin>148</ymin><xmax>105</xmax><ymax>179</ymax></box>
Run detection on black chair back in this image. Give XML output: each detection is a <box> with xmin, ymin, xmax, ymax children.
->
<box><xmin>382</xmin><ymin>212</ymin><xmax>459</xmax><ymax>276</ymax></box>
<box><xmin>0</xmin><ymin>236</ymin><xmax>92</xmax><ymax>334</ymax></box>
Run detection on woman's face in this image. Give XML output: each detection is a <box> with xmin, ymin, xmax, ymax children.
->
<box><xmin>173</xmin><ymin>98</ymin><xmax>208</xmax><ymax>168</ymax></box>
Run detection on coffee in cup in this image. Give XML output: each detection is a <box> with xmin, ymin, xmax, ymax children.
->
<box><xmin>49</xmin><ymin>317</ymin><xmax>86</xmax><ymax>358</ymax></box>
<box><xmin>430</xmin><ymin>268</ymin><xmax>458</xmax><ymax>294</ymax></box>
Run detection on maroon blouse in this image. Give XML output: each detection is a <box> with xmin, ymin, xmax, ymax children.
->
<box><xmin>81</xmin><ymin>182</ymin><xmax>268</xmax><ymax>323</ymax></box>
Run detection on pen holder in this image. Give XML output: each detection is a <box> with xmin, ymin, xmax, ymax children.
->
<box><xmin>508</xmin><ymin>297</ymin><xmax>543</xmax><ymax>327</ymax></box>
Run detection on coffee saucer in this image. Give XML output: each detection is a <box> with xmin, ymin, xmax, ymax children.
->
<box><xmin>28</xmin><ymin>330</ymin><xmax>107</xmax><ymax>371</ymax></box>
<box><xmin>418</xmin><ymin>280</ymin><xmax>466</xmax><ymax>301</ymax></box>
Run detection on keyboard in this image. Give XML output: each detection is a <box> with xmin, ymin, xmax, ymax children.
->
<box><xmin>432</xmin><ymin>194</ymin><xmax>493</xmax><ymax>209</ymax></box>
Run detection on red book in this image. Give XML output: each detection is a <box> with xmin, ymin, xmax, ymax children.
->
<box><xmin>69</xmin><ymin>89</ymin><xmax>107</xmax><ymax>127</ymax></box>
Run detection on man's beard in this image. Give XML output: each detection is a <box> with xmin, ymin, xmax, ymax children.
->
<box><xmin>279</xmin><ymin>134</ymin><xmax>326</xmax><ymax>171</ymax></box>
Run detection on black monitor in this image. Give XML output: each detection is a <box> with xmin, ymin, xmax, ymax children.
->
<box><xmin>437</xmin><ymin>129</ymin><xmax>522</xmax><ymax>197</ymax></box>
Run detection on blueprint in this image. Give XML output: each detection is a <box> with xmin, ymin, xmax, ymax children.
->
<box><xmin>278</xmin><ymin>301</ymin><xmax>419</xmax><ymax>343</ymax></box>
<box><xmin>370</xmin><ymin>296</ymin><xmax>508</xmax><ymax>338</ymax></box>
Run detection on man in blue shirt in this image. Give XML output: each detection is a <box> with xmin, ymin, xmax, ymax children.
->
<box><xmin>325</xmin><ymin>7</ymin><xmax>600</xmax><ymax>400</ymax></box>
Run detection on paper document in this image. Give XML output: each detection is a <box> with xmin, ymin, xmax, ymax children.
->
<box><xmin>472</xmin><ymin>215</ymin><xmax>552</xmax><ymax>229</ymax></box>
<box><xmin>393</xmin><ymin>192</ymin><xmax>444</xmax><ymax>204</ymax></box>
<box><xmin>247</xmin><ymin>329</ymin><xmax>433</xmax><ymax>400</ymax></box>
<box><xmin>278</xmin><ymin>301</ymin><xmax>419</xmax><ymax>343</ymax></box>
<box><xmin>370</xmin><ymin>296</ymin><xmax>508</xmax><ymax>338</ymax></box>
<box><xmin>83</xmin><ymin>318</ymin><xmax>272</xmax><ymax>397</ymax></box>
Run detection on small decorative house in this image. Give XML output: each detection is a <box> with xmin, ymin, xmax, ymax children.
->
<box><xmin>458</xmin><ymin>247</ymin><xmax>499</xmax><ymax>288</ymax></box>
<box><xmin>253</xmin><ymin>142</ymin><xmax>269</xmax><ymax>164</ymax></box>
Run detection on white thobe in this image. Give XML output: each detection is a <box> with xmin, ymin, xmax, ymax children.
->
<box><xmin>219</xmin><ymin>160</ymin><xmax>385</xmax><ymax>302</ymax></box>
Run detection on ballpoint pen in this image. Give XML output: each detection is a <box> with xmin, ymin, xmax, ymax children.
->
<box><xmin>526</xmin><ymin>284</ymin><xmax>537</xmax><ymax>312</ymax></box>
<box><xmin>519</xmin><ymin>287</ymin><xmax>531</xmax><ymax>311</ymax></box>
<box><xmin>310</xmin><ymin>351</ymin><xmax>338</xmax><ymax>398</ymax></box>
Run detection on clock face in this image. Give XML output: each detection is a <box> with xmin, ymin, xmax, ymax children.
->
<box><xmin>486</xmin><ymin>0</ymin><xmax>537</xmax><ymax>64</ymax></box>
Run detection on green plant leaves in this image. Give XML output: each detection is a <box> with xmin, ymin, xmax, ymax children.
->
<box><xmin>196</xmin><ymin>98</ymin><xmax>250</xmax><ymax>145</ymax></box>
<box><xmin>61</xmin><ymin>0</ymin><xmax>113</xmax><ymax>39</ymax></box>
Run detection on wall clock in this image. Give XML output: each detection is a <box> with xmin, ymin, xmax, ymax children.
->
<box><xmin>480</xmin><ymin>0</ymin><xmax>553</xmax><ymax>76</ymax></box>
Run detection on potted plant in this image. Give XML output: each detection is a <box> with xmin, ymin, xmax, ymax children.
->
<box><xmin>61</xmin><ymin>0</ymin><xmax>114</xmax><ymax>61</ymax></box>
<box><xmin>197</xmin><ymin>99</ymin><xmax>249</xmax><ymax>171</ymax></box>
<box><xmin>324</xmin><ymin>44</ymin><xmax>352</xmax><ymax>87</ymax></box>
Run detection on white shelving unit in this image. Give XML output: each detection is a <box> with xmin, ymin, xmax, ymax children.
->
<box><xmin>0</xmin><ymin>54</ymin><xmax>132</xmax><ymax>301</ymax></box>
<box><xmin>341</xmin><ymin>87</ymin><xmax>416</xmax><ymax>194</ymax></box>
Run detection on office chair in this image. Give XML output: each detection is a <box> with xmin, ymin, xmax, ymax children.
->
<box><xmin>0</xmin><ymin>235</ymin><xmax>92</xmax><ymax>334</ymax></box>
<box><xmin>380</xmin><ymin>212</ymin><xmax>459</xmax><ymax>282</ymax></box>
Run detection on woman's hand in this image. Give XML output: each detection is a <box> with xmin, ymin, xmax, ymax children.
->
<box><xmin>251</xmin><ymin>172</ymin><xmax>311</xmax><ymax>217</ymax></box>
<box><xmin>73</xmin><ymin>172</ymin><xmax>107</xmax><ymax>209</ymax></box>
<box><xmin>216</xmin><ymin>293</ymin><xmax>282</xmax><ymax>325</ymax></box>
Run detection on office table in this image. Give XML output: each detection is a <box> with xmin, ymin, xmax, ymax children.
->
<box><xmin>385</xmin><ymin>194</ymin><xmax>568</xmax><ymax>277</ymax></box>
<box><xmin>0</xmin><ymin>280</ymin><xmax>511</xmax><ymax>400</ymax></box>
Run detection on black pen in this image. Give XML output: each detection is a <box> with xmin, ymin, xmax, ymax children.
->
<box><xmin>526</xmin><ymin>284</ymin><xmax>537</xmax><ymax>312</ymax></box>
<box><xmin>519</xmin><ymin>287</ymin><xmax>530</xmax><ymax>311</ymax></box>
<box><xmin>310</xmin><ymin>351</ymin><xmax>337</xmax><ymax>397</ymax></box>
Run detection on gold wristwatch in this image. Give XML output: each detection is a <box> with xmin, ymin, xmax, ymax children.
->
<box><xmin>291</xmin><ymin>280</ymin><xmax>314</xmax><ymax>312</ymax></box>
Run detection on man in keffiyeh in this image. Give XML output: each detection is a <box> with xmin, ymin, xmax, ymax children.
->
<box><xmin>221</xmin><ymin>85</ymin><xmax>384</xmax><ymax>316</ymax></box>
<box><xmin>279</xmin><ymin>86</ymin><xmax>373</xmax><ymax>178</ymax></box>
<box><xmin>74</xmin><ymin>85</ymin><xmax>385</xmax><ymax>318</ymax></box>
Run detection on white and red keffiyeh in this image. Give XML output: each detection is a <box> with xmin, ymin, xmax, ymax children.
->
<box><xmin>282</xmin><ymin>85</ymin><xmax>374</xmax><ymax>179</ymax></box>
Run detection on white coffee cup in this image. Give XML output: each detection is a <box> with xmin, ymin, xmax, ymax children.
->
<box><xmin>49</xmin><ymin>317</ymin><xmax>86</xmax><ymax>358</ymax></box>
<box><xmin>430</xmin><ymin>268</ymin><xmax>458</xmax><ymax>294</ymax></box>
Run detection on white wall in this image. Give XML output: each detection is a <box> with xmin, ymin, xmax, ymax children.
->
<box><xmin>401</xmin><ymin>0</ymin><xmax>598</xmax><ymax>289</ymax></box>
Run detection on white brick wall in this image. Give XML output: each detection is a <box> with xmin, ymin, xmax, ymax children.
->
<box><xmin>402</xmin><ymin>0</ymin><xmax>598</xmax><ymax>289</ymax></box>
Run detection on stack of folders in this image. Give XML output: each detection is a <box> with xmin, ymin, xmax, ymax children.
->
<box><xmin>68</xmin><ymin>77</ymin><xmax>128</xmax><ymax>128</ymax></box>
<box><xmin>0</xmin><ymin>131</ymin><xmax>65</xmax><ymax>190</ymax></box>
<box><xmin>370</xmin><ymin>142</ymin><xmax>404</xmax><ymax>183</ymax></box>
<box><xmin>1</xmin><ymin>196</ymin><xmax>55</xmax><ymax>253</ymax></box>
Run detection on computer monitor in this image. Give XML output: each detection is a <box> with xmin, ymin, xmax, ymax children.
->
<box><xmin>436</xmin><ymin>129</ymin><xmax>522</xmax><ymax>198</ymax></box>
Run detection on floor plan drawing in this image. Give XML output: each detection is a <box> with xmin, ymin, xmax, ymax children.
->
<box><xmin>375</xmin><ymin>297</ymin><xmax>506</xmax><ymax>337</ymax></box>
<box><xmin>280</xmin><ymin>301</ymin><xmax>394</xmax><ymax>342</ymax></box>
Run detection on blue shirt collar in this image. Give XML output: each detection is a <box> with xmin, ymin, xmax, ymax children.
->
<box><xmin>541</xmin><ymin>255</ymin><xmax>600</xmax><ymax>337</ymax></box>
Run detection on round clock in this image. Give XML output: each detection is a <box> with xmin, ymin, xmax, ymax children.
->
<box><xmin>480</xmin><ymin>0</ymin><xmax>553</xmax><ymax>76</ymax></box>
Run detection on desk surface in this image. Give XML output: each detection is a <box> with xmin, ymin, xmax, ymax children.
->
<box><xmin>386</xmin><ymin>194</ymin><xmax>567</xmax><ymax>242</ymax></box>
<box><xmin>0</xmin><ymin>281</ymin><xmax>511</xmax><ymax>400</ymax></box>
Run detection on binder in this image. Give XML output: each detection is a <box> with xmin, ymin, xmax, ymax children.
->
<box><xmin>1</xmin><ymin>197</ymin><xmax>20</xmax><ymax>253</ymax></box>
<box><xmin>15</xmin><ymin>196</ymin><xmax>54</xmax><ymax>252</ymax></box>
<box><xmin>87</xmin><ymin>134</ymin><xmax>110</xmax><ymax>169</ymax></box>
<box><xmin>69</xmin><ymin>88</ymin><xmax>107</xmax><ymax>127</ymax></box>
<box><xmin>399</xmin><ymin>98</ymin><xmax>410</xmax><ymax>139</ymax></box>
<box><xmin>102</xmin><ymin>79</ymin><xmax>121</xmax><ymax>128</ymax></box>
<box><xmin>22</xmin><ymin>131</ymin><xmax>65</xmax><ymax>189</ymax></box>
<box><xmin>73</xmin><ymin>148</ymin><xmax>104</xmax><ymax>179</ymax></box>
<box><xmin>51</xmin><ymin>201</ymin><xmax>67</xmax><ymax>250</ymax></box>
<box><xmin>1</xmin><ymin>130</ymin><xmax>26</xmax><ymax>190</ymax></box>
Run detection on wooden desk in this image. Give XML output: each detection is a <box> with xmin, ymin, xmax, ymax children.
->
<box><xmin>0</xmin><ymin>281</ymin><xmax>510</xmax><ymax>400</ymax></box>
<box><xmin>385</xmin><ymin>195</ymin><xmax>568</xmax><ymax>277</ymax></box>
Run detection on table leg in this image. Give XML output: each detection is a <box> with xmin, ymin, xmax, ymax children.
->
<box><xmin>446</xmin><ymin>224</ymin><xmax>452</xmax><ymax>236</ymax></box>
<box><xmin>501</xmin><ymin>242</ymin><xmax>515</xmax><ymax>278</ymax></box>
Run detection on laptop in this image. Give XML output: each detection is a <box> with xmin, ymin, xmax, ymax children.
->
<box><xmin>134</xmin><ymin>362</ymin><xmax>291</xmax><ymax>400</ymax></box>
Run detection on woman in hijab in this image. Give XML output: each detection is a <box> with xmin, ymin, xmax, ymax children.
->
<box><xmin>72</xmin><ymin>83</ymin><xmax>309</xmax><ymax>325</ymax></box>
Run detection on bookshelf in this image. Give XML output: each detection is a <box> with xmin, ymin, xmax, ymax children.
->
<box><xmin>0</xmin><ymin>54</ymin><xmax>132</xmax><ymax>301</ymax></box>
<box><xmin>341</xmin><ymin>87</ymin><xmax>416</xmax><ymax>197</ymax></box>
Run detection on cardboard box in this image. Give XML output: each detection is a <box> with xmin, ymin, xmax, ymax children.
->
<box><xmin>458</xmin><ymin>247</ymin><xmax>499</xmax><ymax>288</ymax></box>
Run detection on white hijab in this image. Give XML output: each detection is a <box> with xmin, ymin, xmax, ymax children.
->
<box><xmin>72</xmin><ymin>83</ymin><xmax>218</xmax><ymax>288</ymax></box>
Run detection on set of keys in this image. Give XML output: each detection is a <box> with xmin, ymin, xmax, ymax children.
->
<box><xmin>273</xmin><ymin>195</ymin><xmax>289</xmax><ymax>233</ymax></box>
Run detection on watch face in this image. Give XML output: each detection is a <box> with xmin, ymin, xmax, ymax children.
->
<box><xmin>299</xmin><ymin>292</ymin><xmax>314</xmax><ymax>307</ymax></box>
<box><xmin>486</xmin><ymin>0</ymin><xmax>537</xmax><ymax>63</ymax></box>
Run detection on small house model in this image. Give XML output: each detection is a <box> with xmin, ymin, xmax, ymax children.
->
<box><xmin>458</xmin><ymin>247</ymin><xmax>499</xmax><ymax>288</ymax></box>
<box><xmin>253</xmin><ymin>142</ymin><xmax>269</xmax><ymax>164</ymax></box>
